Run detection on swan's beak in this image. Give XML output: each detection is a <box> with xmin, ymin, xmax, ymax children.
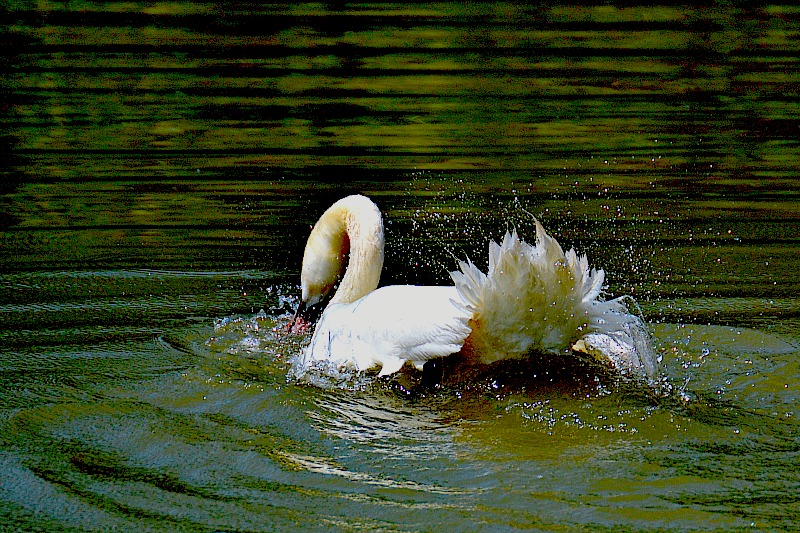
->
<box><xmin>287</xmin><ymin>299</ymin><xmax>323</xmax><ymax>334</ymax></box>
<box><xmin>287</xmin><ymin>301</ymin><xmax>309</xmax><ymax>334</ymax></box>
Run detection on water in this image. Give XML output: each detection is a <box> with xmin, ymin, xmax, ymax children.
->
<box><xmin>2</xmin><ymin>3</ymin><xmax>800</xmax><ymax>531</ymax></box>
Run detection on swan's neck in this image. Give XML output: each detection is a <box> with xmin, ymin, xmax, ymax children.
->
<box><xmin>301</xmin><ymin>195</ymin><xmax>384</xmax><ymax>306</ymax></box>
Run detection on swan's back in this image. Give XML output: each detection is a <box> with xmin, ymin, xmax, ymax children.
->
<box><xmin>303</xmin><ymin>285</ymin><xmax>471</xmax><ymax>376</ymax></box>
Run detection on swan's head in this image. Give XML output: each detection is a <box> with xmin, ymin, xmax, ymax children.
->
<box><xmin>300</xmin><ymin>216</ymin><xmax>349</xmax><ymax>308</ymax></box>
<box><xmin>291</xmin><ymin>195</ymin><xmax>384</xmax><ymax>330</ymax></box>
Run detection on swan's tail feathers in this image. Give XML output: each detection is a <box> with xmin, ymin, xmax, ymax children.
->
<box><xmin>450</xmin><ymin>223</ymin><xmax>659</xmax><ymax>381</ymax></box>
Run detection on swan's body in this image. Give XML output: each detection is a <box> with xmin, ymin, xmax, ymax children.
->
<box><xmin>293</xmin><ymin>195</ymin><xmax>658</xmax><ymax>383</ymax></box>
<box><xmin>305</xmin><ymin>285</ymin><xmax>470</xmax><ymax>376</ymax></box>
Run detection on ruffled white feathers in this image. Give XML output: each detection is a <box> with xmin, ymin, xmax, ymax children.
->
<box><xmin>451</xmin><ymin>223</ymin><xmax>605</xmax><ymax>362</ymax></box>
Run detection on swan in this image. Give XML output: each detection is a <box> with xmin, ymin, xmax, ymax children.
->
<box><xmin>290</xmin><ymin>194</ymin><xmax>659</xmax><ymax>384</ymax></box>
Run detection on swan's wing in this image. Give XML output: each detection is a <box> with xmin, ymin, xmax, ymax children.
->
<box><xmin>303</xmin><ymin>285</ymin><xmax>471</xmax><ymax>376</ymax></box>
<box><xmin>451</xmin><ymin>227</ymin><xmax>644</xmax><ymax>364</ymax></box>
<box><xmin>452</xmin><ymin>228</ymin><xmax>586</xmax><ymax>361</ymax></box>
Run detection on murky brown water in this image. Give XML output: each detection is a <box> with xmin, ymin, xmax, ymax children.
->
<box><xmin>2</xmin><ymin>3</ymin><xmax>800</xmax><ymax>531</ymax></box>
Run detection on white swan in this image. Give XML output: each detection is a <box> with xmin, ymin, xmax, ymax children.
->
<box><xmin>291</xmin><ymin>195</ymin><xmax>659</xmax><ymax>384</ymax></box>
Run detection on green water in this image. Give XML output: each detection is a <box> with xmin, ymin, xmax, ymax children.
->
<box><xmin>2</xmin><ymin>3</ymin><xmax>800</xmax><ymax>531</ymax></box>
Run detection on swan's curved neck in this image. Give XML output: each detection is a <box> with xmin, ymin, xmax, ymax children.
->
<box><xmin>301</xmin><ymin>195</ymin><xmax>384</xmax><ymax>306</ymax></box>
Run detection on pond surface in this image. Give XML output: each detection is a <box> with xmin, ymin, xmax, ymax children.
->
<box><xmin>2</xmin><ymin>3</ymin><xmax>800</xmax><ymax>531</ymax></box>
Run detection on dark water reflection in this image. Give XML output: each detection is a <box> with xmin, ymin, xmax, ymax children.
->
<box><xmin>2</xmin><ymin>3</ymin><xmax>800</xmax><ymax>531</ymax></box>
